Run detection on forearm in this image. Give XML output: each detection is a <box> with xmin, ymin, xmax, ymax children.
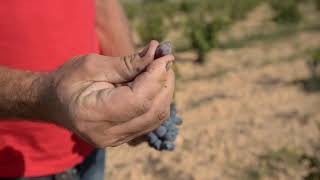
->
<box><xmin>0</xmin><ymin>66</ymin><xmax>50</xmax><ymax>121</ymax></box>
<box><xmin>96</xmin><ymin>0</ymin><xmax>134</xmax><ymax>56</ymax></box>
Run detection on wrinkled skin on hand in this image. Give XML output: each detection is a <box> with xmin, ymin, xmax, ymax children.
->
<box><xmin>45</xmin><ymin>41</ymin><xmax>175</xmax><ymax>148</ymax></box>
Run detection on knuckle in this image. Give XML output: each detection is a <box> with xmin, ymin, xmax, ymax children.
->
<box><xmin>143</xmin><ymin>52</ymin><xmax>153</xmax><ymax>60</ymax></box>
<box><xmin>156</xmin><ymin>109</ymin><xmax>170</xmax><ymax>122</ymax></box>
<box><xmin>81</xmin><ymin>54</ymin><xmax>98</xmax><ymax>71</ymax></box>
<box><xmin>83</xmin><ymin>53</ymin><xmax>97</xmax><ymax>61</ymax></box>
<box><xmin>120</xmin><ymin>54</ymin><xmax>136</xmax><ymax>75</ymax></box>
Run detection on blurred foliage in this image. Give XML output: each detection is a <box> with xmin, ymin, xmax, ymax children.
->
<box><xmin>121</xmin><ymin>1</ymin><xmax>139</xmax><ymax>21</ymax></box>
<box><xmin>302</xmin><ymin>153</ymin><xmax>320</xmax><ymax>180</ymax></box>
<box><xmin>269</xmin><ymin>0</ymin><xmax>301</xmax><ymax>24</ymax></box>
<box><xmin>178</xmin><ymin>0</ymin><xmax>262</xmax><ymax>21</ymax></box>
<box><xmin>121</xmin><ymin>0</ymin><xmax>309</xmax><ymax>64</ymax></box>
<box><xmin>176</xmin><ymin>0</ymin><xmax>258</xmax><ymax>63</ymax></box>
<box><xmin>301</xmin><ymin>123</ymin><xmax>320</xmax><ymax>180</ymax></box>
<box><xmin>179</xmin><ymin>0</ymin><xmax>198</xmax><ymax>13</ymax></box>
<box><xmin>137</xmin><ymin>12</ymin><xmax>168</xmax><ymax>44</ymax></box>
<box><xmin>239</xmin><ymin>145</ymin><xmax>320</xmax><ymax>180</ymax></box>
<box><xmin>242</xmin><ymin>148</ymin><xmax>302</xmax><ymax>179</ymax></box>
<box><xmin>260</xmin><ymin>148</ymin><xmax>302</xmax><ymax>168</ymax></box>
<box><xmin>187</xmin><ymin>16</ymin><xmax>230</xmax><ymax>63</ymax></box>
<box><xmin>140</xmin><ymin>0</ymin><xmax>178</xmax><ymax>19</ymax></box>
<box><xmin>124</xmin><ymin>0</ymin><xmax>178</xmax><ymax>44</ymax></box>
<box><xmin>179</xmin><ymin>0</ymin><xmax>261</xmax><ymax>63</ymax></box>
<box><xmin>316</xmin><ymin>0</ymin><xmax>320</xmax><ymax>10</ymax></box>
<box><xmin>307</xmin><ymin>48</ymin><xmax>320</xmax><ymax>78</ymax></box>
<box><xmin>226</xmin><ymin>0</ymin><xmax>263</xmax><ymax>20</ymax></box>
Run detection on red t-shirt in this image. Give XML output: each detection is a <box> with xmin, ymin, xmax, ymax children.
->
<box><xmin>0</xmin><ymin>0</ymin><xmax>100</xmax><ymax>177</ymax></box>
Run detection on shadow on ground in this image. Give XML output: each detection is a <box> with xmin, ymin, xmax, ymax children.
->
<box><xmin>290</xmin><ymin>77</ymin><xmax>320</xmax><ymax>93</ymax></box>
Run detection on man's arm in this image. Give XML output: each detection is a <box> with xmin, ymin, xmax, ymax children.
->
<box><xmin>95</xmin><ymin>0</ymin><xmax>135</xmax><ymax>56</ymax></box>
<box><xmin>1</xmin><ymin>0</ymin><xmax>134</xmax><ymax>118</ymax></box>
<box><xmin>0</xmin><ymin>67</ymin><xmax>50</xmax><ymax>120</ymax></box>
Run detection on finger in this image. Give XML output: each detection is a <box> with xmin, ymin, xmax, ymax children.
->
<box><xmin>127</xmin><ymin>135</ymin><xmax>148</xmax><ymax>146</ymax></box>
<box><xmin>106</xmin><ymin>40</ymin><xmax>160</xmax><ymax>83</ymax></box>
<box><xmin>130</xmin><ymin>55</ymin><xmax>174</xmax><ymax>101</ymax></box>
<box><xmin>94</xmin><ymin>59</ymin><xmax>173</xmax><ymax>124</ymax></box>
<box><xmin>104</xmin><ymin>70</ymin><xmax>175</xmax><ymax>145</ymax></box>
<box><xmin>84</xmin><ymin>56</ymin><xmax>173</xmax><ymax>126</ymax></box>
<box><xmin>91</xmin><ymin>86</ymin><xmax>152</xmax><ymax>124</ymax></box>
<box><xmin>138</xmin><ymin>42</ymin><xmax>151</xmax><ymax>57</ymax></box>
<box><xmin>132</xmin><ymin>70</ymin><xmax>175</xmax><ymax>133</ymax></box>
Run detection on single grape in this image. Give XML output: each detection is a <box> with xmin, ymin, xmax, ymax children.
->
<box><xmin>154</xmin><ymin>41</ymin><xmax>172</xmax><ymax>59</ymax></box>
<box><xmin>167</xmin><ymin>123</ymin><xmax>177</xmax><ymax>131</ymax></box>
<box><xmin>154</xmin><ymin>140</ymin><xmax>162</xmax><ymax>150</ymax></box>
<box><xmin>173</xmin><ymin>117</ymin><xmax>183</xmax><ymax>125</ymax></box>
<box><xmin>172</xmin><ymin>128</ymin><xmax>179</xmax><ymax>134</ymax></box>
<box><xmin>172</xmin><ymin>131</ymin><xmax>178</xmax><ymax>136</ymax></box>
<box><xmin>162</xmin><ymin>141</ymin><xmax>175</xmax><ymax>151</ymax></box>
<box><xmin>170</xmin><ymin>111</ymin><xmax>177</xmax><ymax>119</ymax></box>
<box><xmin>170</xmin><ymin>113</ymin><xmax>177</xmax><ymax>120</ymax></box>
<box><xmin>147</xmin><ymin>132</ymin><xmax>158</xmax><ymax>144</ymax></box>
<box><xmin>164</xmin><ymin>131</ymin><xmax>177</xmax><ymax>141</ymax></box>
<box><xmin>162</xmin><ymin>120</ymin><xmax>171</xmax><ymax>128</ymax></box>
<box><xmin>155</xmin><ymin>126</ymin><xmax>167</xmax><ymax>137</ymax></box>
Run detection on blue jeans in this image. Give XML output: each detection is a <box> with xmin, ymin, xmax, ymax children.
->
<box><xmin>0</xmin><ymin>149</ymin><xmax>106</xmax><ymax>180</ymax></box>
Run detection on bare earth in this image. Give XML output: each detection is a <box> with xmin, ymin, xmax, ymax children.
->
<box><xmin>106</xmin><ymin>4</ymin><xmax>320</xmax><ymax>180</ymax></box>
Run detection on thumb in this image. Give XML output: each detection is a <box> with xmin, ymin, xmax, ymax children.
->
<box><xmin>108</xmin><ymin>40</ymin><xmax>160</xmax><ymax>83</ymax></box>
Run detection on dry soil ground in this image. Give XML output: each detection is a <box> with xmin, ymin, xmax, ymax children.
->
<box><xmin>105</xmin><ymin>3</ymin><xmax>320</xmax><ymax>180</ymax></box>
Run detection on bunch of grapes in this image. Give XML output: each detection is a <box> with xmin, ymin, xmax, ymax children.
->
<box><xmin>147</xmin><ymin>103</ymin><xmax>182</xmax><ymax>151</ymax></box>
<box><xmin>146</xmin><ymin>41</ymin><xmax>183</xmax><ymax>151</ymax></box>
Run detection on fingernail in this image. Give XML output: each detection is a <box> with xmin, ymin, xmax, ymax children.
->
<box><xmin>166</xmin><ymin>62</ymin><xmax>173</xmax><ymax>71</ymax></box>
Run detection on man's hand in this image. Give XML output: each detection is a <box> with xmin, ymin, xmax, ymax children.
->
<box><xmin>45</xmin><ymin>41</ymin><xmax>175</xmax><ymax>147</ymax></box>
<box><xmin>0</xmin><ymin>40</ymin><xmax>175</xmax><ymax>148</ymax></box>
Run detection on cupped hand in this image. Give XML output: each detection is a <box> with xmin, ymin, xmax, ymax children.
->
<box><xmin>44</xmin><ymin>41</ymin><xmax>175</xmax><ymax>148</ymax></box>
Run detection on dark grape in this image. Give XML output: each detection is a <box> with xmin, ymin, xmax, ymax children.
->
<box><xmin>154</xmin><ymin>41</ymin><xmax>172</xmax><ymax>59</ymax></box>
<box><xmin>162</xmin><ymin>120</ymin><xmax>171</xmax><ymax>128</ymax></box>
<box><xmin>167</xmin><ymin>123</ymin><xmax>177</xmax><ymax>132</ymax></box>
<box><xmin>147</xmin><ymin>43</ymin><xmax>182</xmax><ymax>151</ymax></box>
<box><xmin>164</xmin><ymin>131</ymin><xmax>177</xmax><ymax>141</ymax></box>
<box><xmin>146</xmin><ymin>103</ymin><xmax>183</xmax><ymax>151</ymax></box>
<box><xmin>170</xmin><ymin>103</ymin><xmax>176</xmax><ymax>112</ymax></box>
<box><xmin>161</xmin><ymin>141</ymin><xmax>175</xmax><ymax>151</ymax></box>
<box><xmin>155</xmin><ymin>126</ymin><xmax>167</xmax><ymax>137</ymax></box>
<box><xmin>173</xmin><ymin>117</ymin><xmax>183</xmax><ymax>125</ymax></box>
<box><xmin>154</xmin><ymin>140</ymin><xmax>162</xmax><ymax>150</ymax></box>
<box><xmin>147</xmin><ymin>132</ymin><xmax>158</xmax><ymax>144</ymax></box>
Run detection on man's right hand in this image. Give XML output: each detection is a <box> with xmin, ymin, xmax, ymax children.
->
<box><xmin>41</xmin><ymin>40</ymin><xmax>175</xmax><ymax>148</ymax></box>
